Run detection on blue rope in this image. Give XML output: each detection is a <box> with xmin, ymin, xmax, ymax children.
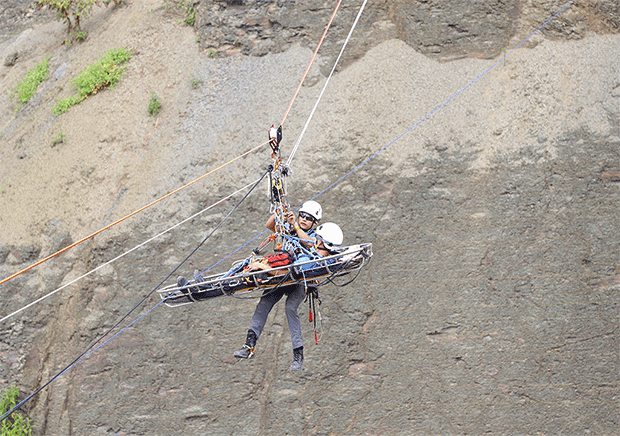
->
<box><xmin>1</xmin><ymin>0</ymin><xmax>575</xmax><ymax>423</ymax></box>
<box><xmin>1</xmin><ymin>170</ymin><xmax>269</xmax><ymax>423</ymax></box>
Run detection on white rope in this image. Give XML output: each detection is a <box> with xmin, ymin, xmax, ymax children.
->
<box><xmin>286</xmin><ymin>0</ymin><xmax>369</xmax><ymax>168</ymax></box>
<box><xmin>0</xmin><ymin>178</ymin><xmax>261</xmax><ymax>324</ymax></box>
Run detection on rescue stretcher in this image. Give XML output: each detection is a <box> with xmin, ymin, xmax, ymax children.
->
<box><xmin>157</xmin><ymin>243</ymin><xmax>372</xmax><ymax>307</ymax></box>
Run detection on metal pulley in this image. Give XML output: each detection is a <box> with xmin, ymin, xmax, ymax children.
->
<box><xmin>268</xmin><ymin>124</ymin><xmax>283</xmax><ymax>157</ymax></box>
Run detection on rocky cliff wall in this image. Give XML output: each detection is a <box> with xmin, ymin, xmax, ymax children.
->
<box><xmin>194</xmin><ymin>0</ymin><xmax>619</xmax><ymax>66</ymax></box>
<box><xmin>0</xmin><ymin>1</ymin><xmax>618</xmax><ymax>435</ymax></box>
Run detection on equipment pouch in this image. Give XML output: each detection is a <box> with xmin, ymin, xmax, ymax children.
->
<box><xmin>266</xmin><ymin>250</ymin><xmax>294</xmax><ymax>268</ymax></box>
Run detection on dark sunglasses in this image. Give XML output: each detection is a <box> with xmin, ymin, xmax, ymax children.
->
<box><xmin>298</xmin><ymin>212</ymin><xmax>315</xmax><ymax>222</ymax></box>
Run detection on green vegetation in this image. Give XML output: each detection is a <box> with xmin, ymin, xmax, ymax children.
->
<box><xmin>51</xmin><ymin>129</ymin><xmax>65</xmax><ymax>147</ymax></box>
<box><xmin>13</xmin><ymin>58</ymin><xmax>50</xmax><ymax>105</ymax></box>
<box><xmin>53</xmin><ymin>47</ymin><xmax>132</xmax><ymax>116</ymax></box>
<box><xmin>184</xmin><ymin>3</ymin><xmax>196</xmax><ymax>26</ymax></box>
<box><xmin>35</xmin><ymin>0</ymin><xmax>125</xmax><ymax>36</ymax></box>
<box><xmin>191</xmin><ymin>78</ymin><xmax>203</xmax><ymax>89</ymax></box>
<box><xmin>52</xmin><ymin>95</ymin><xmax>83</xmax><ymax>115</ymax></box>
<box><xmin>148</xmin><ymin>92</ymin><xmax>162</xmax><ymax>116</ymax></box>
<box><xmin>165</xmin><ymin>0</ymin><xmax>196</xmax><ymax>26</ymax></box>
<box><xmin>75</xmin><ymin>30</ymin><xmax>88</xmax><ymax>42</ymax></box>
<box><xmin>0</xmin><ymin>386</ymin><xmax>32</xmax><ymax>436</ymax></box>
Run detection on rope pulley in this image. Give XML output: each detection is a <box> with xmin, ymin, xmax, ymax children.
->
<box><xmin>268</xmin><ymin>124</ymin><xmax>283</xmax><ymax>157</ymax></box>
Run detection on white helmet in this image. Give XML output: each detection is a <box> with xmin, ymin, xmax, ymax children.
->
<box><xmin>315</xmin><ymin>222</ymin><xmax>343</xmax><ymax>251</ymax></box>
<box><xmin>299</xmin><ymin>200</ymin><xmax>322</xmax><ymax>221</ymax></box>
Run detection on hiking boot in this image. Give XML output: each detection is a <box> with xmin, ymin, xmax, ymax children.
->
<box><xmin>234</xmin><ymin>344</ymin><xmax>254</xmax><ymax>359</ymax></box>
<box><xmin>290</xmin><ymin>346</ymin><xmax>303</xmax><ymax>371</ymax></box>
<box><xmin>193</xmin><ymin>270</ymin><xmax>210</xmax><ymax>291</ymax></box>
<box><xmin>234</xmin><ymin>330</ymin><xmax>257</xmax><ymax>359</ymax></box>
<box><xmin>177</xmin><ymin>276</ymin><xmax>189</xmax><ymax>294</ymax></box>
<box><xmin>194</xmin><ymin>270</ymin><xmax>206</xmax><ymax>283</ymax></box>
<box><xmin>178</xmin><ymin>274</ymin><xmax>204</xmax><ymax>294</ymax></box>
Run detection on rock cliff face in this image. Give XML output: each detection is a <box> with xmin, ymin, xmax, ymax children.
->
<box><xmin>195</xmin><ymin>0</ymin><xmax>619</xmax><ymax>65</ymax></box>
<box><xmin>0</xmin><ymin>1</ymin><xmax>619</xmax><ymax>435</ymax></box>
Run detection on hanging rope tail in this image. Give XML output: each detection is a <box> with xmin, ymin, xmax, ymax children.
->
<box><xmin>310</xmin><ymin>286</ymin><xmax>321</xmax><ymax>344</ymax></box>
<box><xmin>302</xmin><ymin>269</ymin><xmax>321</xmax><ymax>344</ymax></box>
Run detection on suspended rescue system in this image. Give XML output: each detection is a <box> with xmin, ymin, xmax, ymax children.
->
<box><xmin>158</xmin><ymin>126</ymin><xmax>373</xmax><ymax>308</ymax></box>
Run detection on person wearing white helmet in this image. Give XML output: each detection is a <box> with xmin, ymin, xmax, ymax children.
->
<box><xmin>294</xmin><ymin>222</ymin><xmax>343</xmax><ymax>273</ymax></box>
<box><xmin>265</xmin><ymin>200</ymin><xmax>322</xmax><ymax>246</ymax></box>
<box><xmin>180</xmin><ymin>200</ymin><xmax>323</xmax><ymax>287</ymax></box>
<box><xmin>298</xmin><ymin>200</ymin><xmax>322</xmax><ymax>221</ymax></box>
<box><xmin>234</xmin><ymin>200</ymin><xmax>324</xmax><ymax>371</ymax></box>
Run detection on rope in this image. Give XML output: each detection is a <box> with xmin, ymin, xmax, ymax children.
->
<box><xmin>0</xmin><ymin>142</ymin><xmax>268</xmax><ymax>287</ymax></box>
<box><xmin>0</xmin><ymin>178</ymin><xmax>261</xmax><ymax>324</ymax></box>
<box><xmin>287</xmin><ymin>0</ymin><xmax>368</xmax><ymax>167</ymax></box>
<box><xmin>302</xmin><ymin>269</ymin><xmax>321</xmax><ymax>345</ymax></box>
<box><xmin>1</xmin><ymin>0</ymin><xmax>577</xmax><ymax>423</ymax></box>
<box><xmin>279</xmin><ymin>0</ymin><xmax>343</xmax><ymax>128</ymax></box>
<box><xmin>0</xmin><ymin>171</ymin><xmax>269</xmax><ymax>424</ymax></box>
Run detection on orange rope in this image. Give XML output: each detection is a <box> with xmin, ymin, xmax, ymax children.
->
<box><xmin>1</xmin><ymin>0</ymin><xmax>343</xmax><ymax>287</ymax></box>
<box><xmin>0</xmin><ymin>141</ymin><xmax>267</xmax><ymax>286</ymax></box>
<box><xmin>279</xmin><ymin>0</ymin><xmax>343</xmax><ymax>127</ymax></box>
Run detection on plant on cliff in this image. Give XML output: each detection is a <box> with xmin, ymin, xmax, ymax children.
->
<box><xmin>148</xmin><ymin>92</ymin><xmax>162</xmax><ymax>116</ymax></box>
<box><xmin>35</xmin><ymin>0</ymin><xmax>125</xmax><ymax>38</ymax></box>
<box><xmin>53</xmin><ymin>47</ymin><xmax>132</xmax><ymax>116</ymax></box>
<box><xmin>0</xmin><ymin>386</ymin><xmax>32</xmax><ymax>436</ymax></box>
<box><xmin>12</xmin><ymin>58</ymin><xmax>50</xmax><ymax>106</ymax></box>
<box><xmin>165</xmin><ymin>0</ymin><xmax>196</xmax><ymax>26</ymax></box>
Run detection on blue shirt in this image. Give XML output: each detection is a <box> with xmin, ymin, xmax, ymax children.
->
<box><xmin>294</xmin><ymin>252</ymin><xmax>336</xmax><ymax>272</ymax></box>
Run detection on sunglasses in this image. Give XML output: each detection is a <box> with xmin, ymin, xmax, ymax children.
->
<box><xmin>298</xmin><ymin>212</ymin><xmax>315</xmax><ymax>221</ymax></box>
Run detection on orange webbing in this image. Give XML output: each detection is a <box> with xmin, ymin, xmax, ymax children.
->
<box><xmin>0</xmin><ymin>141</ymin><xmax>268</xmax><ymax>286</ymax></box>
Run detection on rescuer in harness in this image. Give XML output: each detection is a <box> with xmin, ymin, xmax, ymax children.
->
<box><xmin>233</xmin><ymin>201</ymin><xmax>341</xmax><ymax>370</ymax></box>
